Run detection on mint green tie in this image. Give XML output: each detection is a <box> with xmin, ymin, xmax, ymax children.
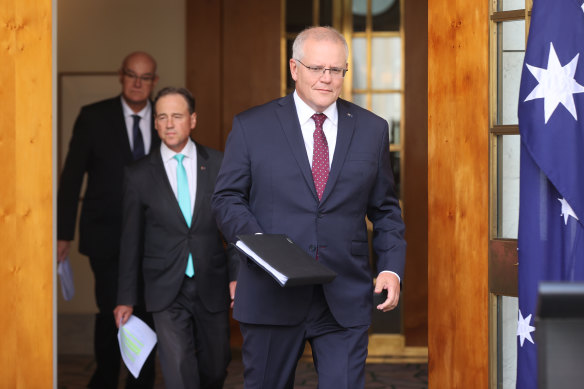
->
<box><xmin>174</xmin><ymin>154</ymin><xmax>195</xmax><ymax>277</ymax></box>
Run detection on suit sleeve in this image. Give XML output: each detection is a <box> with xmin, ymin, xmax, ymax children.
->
<box><xmin>117</xmin><ymin>167</ymin><xmax>145</xmax><ymax>306</ymax></box>
<box><xmin>226</xmin><ymin>244</ymin><xmax>240</xmax><ymax>282</ymax></box>
<box><xmin>211</xmin><ymin>115</ymin><xmax>263</xmax><ymax>243</ymax></box>
<box><xmin>57</xmin><ymin>108</ymin><xmax>92</xmax><ymax>240</ymax></box>
<box><xmin>366</xmin><ymin>122</ymin><xmax>407</xmax><ymax>280</ymax></box>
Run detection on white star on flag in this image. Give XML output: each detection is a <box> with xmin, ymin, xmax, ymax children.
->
<box><xmin>517</xmin><ymin>309</ymin><xmax>535</xmax><ymax>347</ymax></box>
<box><xmin>524</xmin><ymin>42</ymin><xmax>584</xmax><ymax>123</ymax></box>
<box><xmin>558</xmin><ymin>197</ymin><xmax>579</xmax><ymax>225</ymax></box>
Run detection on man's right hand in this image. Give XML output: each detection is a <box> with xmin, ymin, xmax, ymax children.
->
<box><xmin>113</xmin><ymin>305</ymin><xmax>134</xmax><ymax>328</ymax></box>
<box><xmin>57</xmin><ymin>240</ymin><xmax>71</xmax><ymax>263</ymax></box>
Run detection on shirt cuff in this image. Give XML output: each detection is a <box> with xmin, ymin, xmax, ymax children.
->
<box><xmin>380</xmin><ymin>270</ymin><xmax>400</xmax><ymax>284</ymax></box>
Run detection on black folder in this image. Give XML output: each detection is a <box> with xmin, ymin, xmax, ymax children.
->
<box><xmin>234</xmin><ymin>234</ymin><xmax>337</xmax><ymax>287</ymax></box>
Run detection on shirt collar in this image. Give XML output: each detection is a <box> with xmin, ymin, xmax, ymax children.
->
<box><xmin>121</xmin><ymin>96</ymin><xmax>151</xmax><ymax>119</ymax></box>
<box><xmin>293</xmin><ymin>90</ymin><xmax>338</xmax><ymax>127</ymax></box>
<box><xmin>161</xmin><ymin>138</ymin><xmax>196</xmax><ymax>163</ymax></box>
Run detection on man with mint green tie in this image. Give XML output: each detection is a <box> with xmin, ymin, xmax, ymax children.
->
<box><xmin>114</xmin><ymin>87</ymin><xmax>238</xmax><ymax>389</ymax></box>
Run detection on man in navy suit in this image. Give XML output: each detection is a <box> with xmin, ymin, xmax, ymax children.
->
<box><xmin>57</xmin><ymin>51</ymin><xmax>159</xmax><ymax>389</ymax></box>
<box><xmin>212</xmin><ymin>26</ymin><xmax>406</xmax><ymax>389</ymax></box>
<box><xmin>114</xmin><ymin>87</ymin><xmax>238</xmax><ymax>389</ymax></box>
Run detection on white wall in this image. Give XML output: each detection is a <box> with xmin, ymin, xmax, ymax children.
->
<box><xmin>57</xmin><ymin>0</ymin><xmax>186</xmax><ymax>314</ymax></box>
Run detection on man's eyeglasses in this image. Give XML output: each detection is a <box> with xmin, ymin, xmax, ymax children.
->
<box><xmin>123</xmin><ymin>69</ymin><xmax>156</xmax><ymax>83</ymax></box>
<box><xmin>295</xmin><ymin>59</ymin><xmax>348</xmax><ymax>78</ymax></box>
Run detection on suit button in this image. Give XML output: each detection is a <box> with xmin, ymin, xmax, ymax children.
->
<box><xmin>309</xmin><ymin>245</ymin><xmax>316</xmax><ymax>252</ymax></box>
<box><xmin>317</xmin><ymin>213</ymin><xmax>324</xmax><ymax>218</ymax></box>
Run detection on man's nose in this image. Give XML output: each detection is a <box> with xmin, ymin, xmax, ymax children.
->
<box><xmin>133</xmin><ymin>76</ymin><xmax>142</xmax><ymax>87</ymax></box>
<box><xmin>320</xmin><ymin>69</ymin><xmax>333</xmax><ymax>82</ymax></box>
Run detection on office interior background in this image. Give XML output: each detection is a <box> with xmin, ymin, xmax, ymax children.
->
<box><xmin>1</xmin><ymin>0</ymin><xmax>530</xmax><ymax>387</ymax></box>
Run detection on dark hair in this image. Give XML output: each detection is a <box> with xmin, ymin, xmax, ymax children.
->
<box><xmin>153</xmin><ymin>87</ymin><xmax>196</xmax><ymax>114</ymax></box>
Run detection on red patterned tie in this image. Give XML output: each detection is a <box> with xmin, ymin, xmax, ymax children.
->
<box><xmin>311</xmin><ymin>113</ymin><xmax>329</xmax><ymax>201</ymax></box>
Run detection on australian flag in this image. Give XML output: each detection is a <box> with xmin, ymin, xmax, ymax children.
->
<box><xmin>517</xmin><ymin>0</ymin><xmax>584</xmax><ymax>387</ymax></box>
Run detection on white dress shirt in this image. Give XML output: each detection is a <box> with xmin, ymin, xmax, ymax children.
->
<box><xmin>160</xmin><ymin>139</ymin><xmax>197</xmax><ymax>209</ymax></box>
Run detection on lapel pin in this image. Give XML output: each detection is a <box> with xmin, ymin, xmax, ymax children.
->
<box><xmin>200</xmin><ymin>165</ymin><xmax>206</xmax><ymax>171</ymax></box>
<box><xmin>347</xmin><ymin>112</ymin><xmax>353</xmax><ymax>118</ymax></box>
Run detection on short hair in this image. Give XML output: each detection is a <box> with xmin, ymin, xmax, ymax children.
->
<box><xmin>153</xmin><ymin>87</ymin><xmax>196</xmax><ymax>114</ymax></box>
<box><xmin>292</xmin><ymin>26</ymin><xmax>349</xmax><ymax>62</ymax></box>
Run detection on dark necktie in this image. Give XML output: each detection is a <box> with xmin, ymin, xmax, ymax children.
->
<box><xmin>311</xmin><ymin>113</ymin><xmax>329</xmax><ymax>201</ymax></box>
<box><xmin>132</xmin><ymin>114</ymin><xmax>145</xmax><ymax>160</ymax></box>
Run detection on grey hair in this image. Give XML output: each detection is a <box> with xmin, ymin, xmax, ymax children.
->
<box><xmin>292</xmin><ymin>26</ymin><xmax>349</xmax><ymax>62</ymax></box>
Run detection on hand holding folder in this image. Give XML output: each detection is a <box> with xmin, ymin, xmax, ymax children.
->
<box><xmin>234</xmin><ymin>234</ymin><xmax>337</xmax><ymax>287</ymax></box>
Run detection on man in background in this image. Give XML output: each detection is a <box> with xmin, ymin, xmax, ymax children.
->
<box><xmin>115</xmin><ymin>87</ymin><xmax>238</xmax><ymax>389</ymax></box>
<box><xmin>212</xmin><ymin>26</ymin><xmax>406</xmax><ymax>388</ymax></box>
<box><xmin>57</xmin><ymin>51</ymin><xmax>159</xmax><ymax>389</ymax></box>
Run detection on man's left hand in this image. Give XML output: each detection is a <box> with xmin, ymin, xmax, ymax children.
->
<box><xmin>374</xmin><ymin>272</ymin><xmax>400</xmax><ymax>312</ymax></box>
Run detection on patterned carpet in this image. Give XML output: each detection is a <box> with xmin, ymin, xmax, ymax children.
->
<box><xmin>58</xmin><ymin>354</ymin><xmax>428</xmax><ymax>389</ymax></box>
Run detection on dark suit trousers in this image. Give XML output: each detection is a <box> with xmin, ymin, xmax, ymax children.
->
<box><xmin>239</xmin><ymin>286</ymin><xmax>369</xmax><ymax>389</ymax></box>
<box><xmin>88</xmin><ymin>256</ymin><xmax>156</xmax><ymax>389</ymax></box>
<box><xmin>152</xmin><ymin>276</ymin><xmax>231</xmax><ymax>389</ymax></box>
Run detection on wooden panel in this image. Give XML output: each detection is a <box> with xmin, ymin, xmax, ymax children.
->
<box><xmin>489</xmin><ymin>239</ymin><xmax>518</xmax><ymax>297</ymax></box>
<box><xmin>428</xmin><ymin>0</ymin><xmax>490</xmax><ymax>387</ymax></box>
<box><xmin>187</xmin><ymin>0</ymin><xmax>281</xmax><ymax>152</ymax></box>
<box><xmin>403</xmin><ymin>0</ymin><xmax>429</xmax><ymax>347</ymax></box>
<box><xmin>222</xmin><ymin>0</ymin><xmax>281</xmax><ymax>145</ymax></box>
<box><xmin>186</xmin><ymin>0</ymin><xmax>222</xmax><ymax>150</ymax></box>
<box><xmin>0</xmin><ymin>0</ymin><xmax>54</xmax><ymax>386</ymax></box>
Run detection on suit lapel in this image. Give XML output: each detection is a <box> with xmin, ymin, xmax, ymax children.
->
<box><xmin>276</xmin><ymin>95</ymin><xmax>319</xmax><ymax>201</ymax></box>
<box><xmin>192</xmin><ymin>142</ymin><xmax>209</xmax><ymax>225</ymax></box>
<box><xmin>320</xmin><ymin>99</ymin><xmax>356</xmax><ymax>204</ymax></box>
<box><xmin>113</xmin><ymin>97</ymin><xmax>134</xmax><ymax>163</ymax></box>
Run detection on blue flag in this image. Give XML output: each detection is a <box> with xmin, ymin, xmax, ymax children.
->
<box><xmin>517</xmin><ymin>0</ymin><xmax>584</xmax><ymax>387</ymax></box>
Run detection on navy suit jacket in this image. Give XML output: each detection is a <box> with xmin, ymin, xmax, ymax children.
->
<box><xmin>117</xmin><ymin>142</ymin><xmax>238</xmax><ymax>313</ymax></box>
<box><xmin>212</xmin><ymin>94</ymin><xmax>406</xmax><ymax>328</ymax></box>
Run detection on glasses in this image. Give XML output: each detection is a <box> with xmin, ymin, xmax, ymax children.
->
<box><xmin>295</xmin><ymin>59</ymin><xmax>348</xmax><ymax>78</ymax></box>
<box><xmin>123</xmin><ymin>69</ymin><xmax>156</xmax><ymax>83</ymax></box>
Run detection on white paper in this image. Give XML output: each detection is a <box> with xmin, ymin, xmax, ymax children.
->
<box><xmin>235</xmin><ymin>240</ymin><xmax>288</xmax><ymax>285</ymax></box>
<box><xmin>57</xmin><ymin>257</ymin><xmax>75</xmax><ymax>301</ymax></box>
<box><xmin>118</xmin><ymin>315</ymin><xmax>157</xmax><ymax>378</ymax></box>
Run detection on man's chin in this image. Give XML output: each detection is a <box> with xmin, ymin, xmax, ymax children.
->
<box><xmin>123</xmin><ymin>94</ymin><xmax>148</xmax><ymax>106</ymax></box>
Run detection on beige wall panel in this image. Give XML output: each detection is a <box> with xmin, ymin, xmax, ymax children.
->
<box><xmin>58</xmin><ymin>0</ymin><xmax>185</xmax><ymax>89</ymax></box>
<box><xmin>0</xmin><ymin>0</ymin><xmax>54</xmax><ymax>386</ymax></box>
<box><xmin>428</xmin><ymin>0</ymin><xmax>490</xmax><ymax>386</ymax></box>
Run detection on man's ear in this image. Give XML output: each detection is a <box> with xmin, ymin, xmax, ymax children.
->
<box><xmin>190</xmin><ymin>112</ymin><xmax>197</xmax><ymax>130</ymax></box>
<box><xmin>289</xmin><ymin>59</ymin><xmax>299</xmax><ymax>82</ymax></box>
